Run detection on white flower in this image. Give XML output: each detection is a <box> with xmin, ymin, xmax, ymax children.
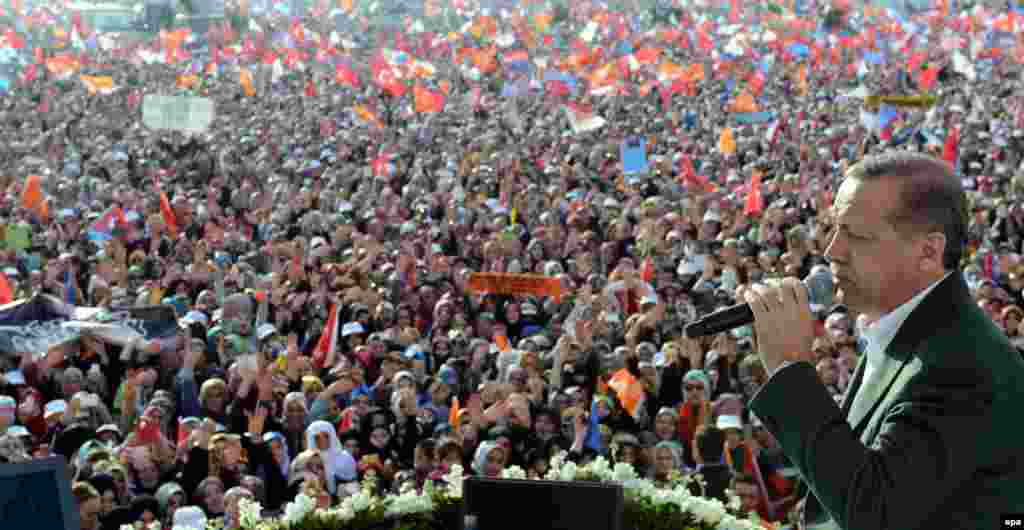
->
<box><xmin>611</xmin><ymin>462</ymin><xmax>638</xmax><ymax>482</ymax></box>
<box><xmin>326</xmin><ymin>504</ymin><xmax>355</xmax><ymax>522</ymax></box>
<box><xmin>688</xmin><ymin>496</ymin><xmax>726</xmax><ymax>527</ymax></box>
<box><xmin>342</xmin><ymin>490</ymin><xmax>375</xmax><ymax>513</ymax></box>
<box><xmin>385</xmin><ymin>489</ymin><xmax>434</xmax><ymax>518</ymax></box>
<box><xmin>500</xmin><ymin>465</ymin><xmax>527</xmax><ymax>480</ymax></box>
<box><xmin>238</xmin><ymin>498</ymin><xmax>264</xmax><ymax>529</ymax></box>
<box><xmin>282</xmin><ymin>493</ymin><xmax>316</xmax><ymax>527</ymax></box>
<box><xmin>120</xmin><ymin>525</ymin><xmax>134</xmax><ymax>530</ymax></box>
<box><xmin>558</xmin><ymin>461</ymin><xmax>578</xmax><ymax>482</ymax></box>
<box><xmin>725</xmin><ymin>488</ymin><xmax>743</xmax><ymax>512</ymax></box>
<box><xmin>586</xmin><ymin>456</ymin><xmax>612</xmax><ymax>481</ymax></box>
<box><xmin>441</xmin><ymin>464</ymin><xmax>465</xmax><ymax>499</ymax></box>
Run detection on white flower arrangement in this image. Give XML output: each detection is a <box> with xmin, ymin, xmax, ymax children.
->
<box><xmin>226</xmin><ymin>454</ymin><xmax>761</xmax><ymax>530</ymax></box>
<box><xmin>384</xmin><ymin>486</ymin><xmax>434</xmax><ymax>518</ymax></box>
<box><xmin>282</xmin><ymin>493</ymin><xmax>316</xmax><ymax>527</ymax></box>
<box><xmin>120</xmin><ymin>523</ymin><xmax>162</xmax><ymax>530</ymax></box>
<box><xmin>238</xmin><ymin>498</ymin><xmax>265</xmax><ymax>530</ymax></box>
<box><xmin>499</xmin><ymin>465</ymin><xmax>528</xmax><ymax>480</ymax></box>
<box><xmin>440</xmin><ymin>463</ymin><xmax>464</xmax><ymax>499</ymax></box>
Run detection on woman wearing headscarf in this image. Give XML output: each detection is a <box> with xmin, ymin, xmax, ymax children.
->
<box><xmin>225</xmin><ymin>430</ymin><xmax>285</xmax><ymax>511</ymax></box>
<box><xmin>304</xmin><ymin>421</ymin><xmax>357</xmax><ymax>496</ymax></box>
<box><xmin>650</xmin><ymin>441</ymin><xmax>685</xmax><ymax>489</ymax></box>
<box><xmin>155</xmin><ymin>482</ymin><xmax>186</xmax><ymax>529</ymax></box>
<box><xmin>677</xmin><ymin>369</ymin><xmax>712</xmax><ymax>468</ymax></box>
<box><xmin>197</xmin><ymin>378</ymin><xmax>230</xmax><ymax>425</ymax></box>
<box><xmin>280</xmin><ymin>392</ymin><xmax>308</xmax><ymax>458</ymax></box>
<box><xmin>471</xmin><ymin>441</ymin><xmax>506</xmax><ymax>478</ymax></box>
<box><xmin>180</xmin><ymin>423</ymin><xmax>273</xmax><ymax>505</ymax></box>
<box><xmin>286</xmin><ymin>449</ymin><xmax>331</xmax><ymax>508</ymax></box>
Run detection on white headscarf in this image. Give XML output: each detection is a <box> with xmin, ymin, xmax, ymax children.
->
<box><xmin>304</xmin><ymin>420</ymin><xmax>356</xmax><ymax>494</ymax></box>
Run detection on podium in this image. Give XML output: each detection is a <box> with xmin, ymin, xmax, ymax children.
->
<box><xmin>464</xmin><ymin>477</ymin><xmax>623</xmax><ymax>530</ymax></box>
<box><xmin>0</xmin><ymin>457</ymin><xmax>80</xmax><ymax>530</ymax></box>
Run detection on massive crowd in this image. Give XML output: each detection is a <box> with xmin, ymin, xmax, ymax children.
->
<box><xmin>1</xmin><ymin>0</ymin><xmax>1023</xmax><ymax>528</ymax></box>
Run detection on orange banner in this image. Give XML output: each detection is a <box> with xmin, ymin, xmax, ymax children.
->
<box><xmin>467</xmin><ymin>273</ymin><xmax>563</xmax><ymax>302</ymax></box>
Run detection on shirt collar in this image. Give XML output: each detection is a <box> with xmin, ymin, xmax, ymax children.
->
<box><xmin>862</xmin><ymin>271</ymin><xmax>953</xmax><ymax>360</ymax></box>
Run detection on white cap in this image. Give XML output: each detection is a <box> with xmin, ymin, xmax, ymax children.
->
<box><xmin>716</xmin><ymin>414</ymin><xmax>743</xmax><ymax>431</ymax></box>
<box><xmin>172</xmin><ymin>506</ymin><xmax>208</xmax><ymax>530</ymax></box>
<box><xmin>3</xmin><ymin>370</ymin><xmax>25</xmax><ymax>386</ymax></box>
<box><xmin>45</xmin><ymin>400</ymin><xmax>68</xmax><ymax>418</ymax></box>
<box><xmin>341</xmin><ymin>322</ymin><xmax>365</xmax><ymax>337</ymax></box>
<box><xmin>256</xmin><ymin>323</ymin><xmax>278</xmax><ymax>341</ymax></box>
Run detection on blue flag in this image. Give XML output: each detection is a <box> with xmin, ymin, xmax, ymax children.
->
<box><xmin>621</xmin><ymin>137</ymin><xmax>648</xmax><ymax>174</ymax></box>
<box><xmin>584</xmin><ymin>400</ymin><xmax>604</xmax><ymax>454</ymax></box>
<box><xmin>64</xmin><ymin>269</ymin><xmax>75</xmax><ymax>306</ymax></box>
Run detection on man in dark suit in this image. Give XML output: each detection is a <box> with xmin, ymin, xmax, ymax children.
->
<box><xmin>688</xmin><ymin>425</ymin><xmax>733</xmax><ymax>503</ymax></box>
<box><xmin>743</xmin><ymin>152</ymin><xmax>1024</xmax><ymax>530</ymax></box>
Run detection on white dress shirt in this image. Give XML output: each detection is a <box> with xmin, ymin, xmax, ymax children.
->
<box><xmin>857</xmin><ymin>271</ymin><xmax>952</xmax><ymax>385</ymax></box>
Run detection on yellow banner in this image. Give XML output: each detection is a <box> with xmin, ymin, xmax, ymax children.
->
<box><xmin>864</xmin><ymin>95</ymin><xmax>937</xmax><ymax>109</ymax></box>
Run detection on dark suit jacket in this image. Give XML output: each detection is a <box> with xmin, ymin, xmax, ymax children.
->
<box><xmin>751</xmin><ymin>272</ymin><xmax>1024</xmax><ymax>530</ymax></box>
<box><xmin>689</xmin><ymin>463</ymin><xmax>733</xmax><ymax>503</ymax></box>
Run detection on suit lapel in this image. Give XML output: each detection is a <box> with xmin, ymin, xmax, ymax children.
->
<box><xmin>859</xmin><ymin>356</ymin><xmax>923</xmax><ymax>444</ymax></box>
<box><xmin>840</xmin><ymin>354</ymin><xmax>866</xmax><ymax>417</ymax></box>
<box><xmin>845</xmin><ymin>354</ymin><xmax>910</xmax><ymax>437</ymax></box>
<box><xmin>844</xmin><ymin>273</ymin><xmax>968</xmax><ymax>436</ymax></box>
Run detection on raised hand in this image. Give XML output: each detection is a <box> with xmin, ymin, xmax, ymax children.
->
<box><xmin>246</xmin><ymin>405</ymin><xmax>269</xmax><ymax>437</ymax></box>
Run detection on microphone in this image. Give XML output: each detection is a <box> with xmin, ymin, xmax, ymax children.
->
<box><xmin>683</xmin><ymin>266</ymin><xmax>834</xmax><ymax>338</ymax></box>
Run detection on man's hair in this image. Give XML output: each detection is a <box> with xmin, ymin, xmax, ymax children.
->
<box><xmin>846</xmin><ymin>152</ymin><xmax>968</xmax><ymax>269</ymax></box>
<box><xmin>695</xmin><ymin>426</ymin><xmax>726</xmax><ymax>463</ymax></box>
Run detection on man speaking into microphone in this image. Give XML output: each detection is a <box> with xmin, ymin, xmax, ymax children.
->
<box><xmin>742</xmin><ymin>152</ymin><xmax>1024</xmax><ymax>530</ymax></box>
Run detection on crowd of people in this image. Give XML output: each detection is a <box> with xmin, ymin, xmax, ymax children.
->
<box><xmin>1</xmin><ymin>0</ymin><xmax>1024</xmax><ymax>528</ymax></box>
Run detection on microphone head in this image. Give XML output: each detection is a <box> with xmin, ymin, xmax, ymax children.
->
<box><xmin>804</xmin><ymin>265</ymin><xmax>835</xmax><ymax>314</ymax></box>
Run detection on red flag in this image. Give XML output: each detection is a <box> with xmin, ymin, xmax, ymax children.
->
<box><xmin>154</xmin><ymin>178</ymin><xmax>179</xmax><ymax>236</ymax></box>
<box><xmin>918</xmin><ymin>65</ymin><xmax>940</xmax><ymax>91</ymax></box>
<box><xmin>372</xmin><ymin>58</ymin><xmax>406</xmax><ymax>97</ymax></box>
<box><xmin>290</xmin><ymin>21</ymin><xmax>305</xmax><ymax>44</ymax></box>
<box><xmin>372</xmin><ymin>151</ymin><xmax>392</xmax><ymax>177</ymax></box>
<box><xmin>305</xmin><ymin>79</ymin><xmax>317</xmax><ymax>97</ymax></box>
<box><xmin>729</xmin><ymin>0</ymin><xmax>742</xmax><ymax>23</ymax></box>
<box><xmin>744</xmin><ymin>170</ymin><xmax>764</xmax><ymax>216</ymax></box>
<box><xmin>640</xmin><ymin>256</ymin><xmax>655</xmax><ymax>283</ymax></box>
<box><xmin>0</xmin><ymin>272</ymin><xmax>12</xmax><ymax>305</ymax></box>
<box><xmin>943</xmin><ymin>126</ymin><xmax>959</xmax><ymax>166</ymax></box>
<box><xmin>335</xmin><ymin>63</ymin><xmax>359</xmax><ymax>87</ymax></box>
<box><xmin>312</xmin><ymin>304</ymin><xmax>339</xmax><ymax>369</ymax></box>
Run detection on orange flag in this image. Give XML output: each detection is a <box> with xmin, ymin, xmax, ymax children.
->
<box><xmin>354</xmin><ymin>104</ymin><xmax>384</xmax><ymax>129</ymax></box>
<box><xmin>239</xmin><ymin>68</ymin><xmax>256</xmax><ymax>97</ymax></box>
<box><xmin>0</xmin><ymin>272</ymin><xmax>13</xmax><ymax>305</ymax></box>
<box><xmin>718</xmin><ymin>128</ymin><xmax>737</xmax><ymax>155</ymax></box>
<box><xmin>449</xmin><ymin>397</ymin><xmax>462</xmax><ymax>429</ymax></box>
<box><xmin>159</xmin><ymin>191</ymin><xmax>179</xmax><ymax>236</ymax></box>
<box><xmin>20</xmin><ymin>174</ymin><xmax>44</xmax><ymax>216</ymax></box>
<box><xmin>340</xmin><ymin>0</ymin><xmax>354</xmax><ymax>13</ymax></box>
<box><xmin>730</xmin><ymin>91</ymin><xmax>759</xmax><ymax>113</ymax></box>
<box><xmin>176</xmin><ymin>74</ymin><xmax>199</xmax><ymax>88</ymax></box>
<box><xmin>414</xmin><ymin>85</ymin><xmax>445</xmax><ymax>113</ymax></box>
<box><xmin>494</xmin><ymin>333</ymin><xmax>511</xmax><ymax>352</ymax></box>
<box><xmin>744</xmin><ymin>170</ymin><xmax>764</xmax><ymax>215</ymax></box>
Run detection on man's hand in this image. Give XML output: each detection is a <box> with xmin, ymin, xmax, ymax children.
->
<box><xmin>247</xmin><ymin>405</ymin><xmax>269</xmax><ymax>437</ymax></box>
<box><xmin>743</xmin><ymin>277</ymin><xmax>815</xmax><ymax>374</ymax></box>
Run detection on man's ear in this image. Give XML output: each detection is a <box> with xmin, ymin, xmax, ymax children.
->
<box><xmin>919</xmin><ymin>232</ymin><xmax>947</xmax><ymax>272</ymax></box>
